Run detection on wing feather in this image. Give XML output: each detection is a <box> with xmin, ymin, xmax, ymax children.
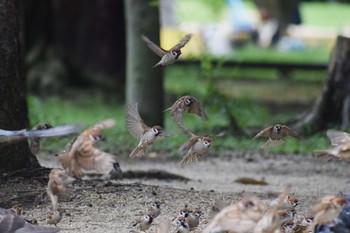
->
<box><xmin>326</xmin><ymin>130</ymin><xmax>350</xmax><ymax>146</ymax></box>
<box><xmin>280</xmin><ymin>125</ymin><xmax>301</xmax><ymax>139</ymax></box>
<box><xmin>252</xmin><ymin>126</ymin><xmax>274</xmax><ymax>140</ymax></box>
<box><xmin>141</xmin><ymin>35</ymin><xmax>167</xmax><ymax>57</ymax></box>
<box><xmin>126</xmin><ymin>103</ymin><xmax>150</xmax><ymax>139</ymax></box>
<box><xmin>171</xmin><ymin>34</ymin><xmax>192</xmax><ymax>51</ymax></box>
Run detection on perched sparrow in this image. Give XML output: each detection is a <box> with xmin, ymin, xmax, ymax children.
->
<box><xmin>203</xmin><ymin>196</ymin><xmax>267</xmax><ymax>233</ymax></box>
<box><xmin>46</xmin><ymin>210</ymin><xmax>62</xmax><ymax>226</ymax></box>
<box><xmin>125</xmin><ymin>103</ymin><xmax>164</xmax><ymax>157</ymax></box>
<box><xmin>147</xmin><ymin>201</ymin><xmax>161</xmax><ymax>219</ymax></box>
<box><xmin>7</xmin><ymin>203</ymin><xmax>23</xmax><ymax>216</ymax></box>
<box><xmin>141</xmin><ymin>34</ymin><xmax>191</xmax><ymax>68</ymax></box>
<box><xmin>178</xmin><ymin>125</ymin><xmax>212</xmax><ymax>166</ymax></box>
<box><xmin>313</xmin><ymin>130</ymin><xmax>350</xmax><ymax>162</ymax></box>
<box><xmin>0</xmin><ymin>208</ymin><xmax>59</xmax><ymax>233</ymax></box>
<box><xmin>174</xmin><ymin>218</ymin><xmax>190</xmax><ymax>233</ymax></box>
<box><xmin>58</xmin><ymin>119</ymin><xmax>118</xmax><ymax>177</ymax></box>
<box><xmin>47</xmin><ymin>168</ymin><xmax>75</xmax><ymax>211</ymax></box>
<box><xmin>253</xmin><ymin>124</ymin><xmax>301</xmax><ymax>149</ymax></box>
<box><xmin>164</xmin><ymin>95</ymin><xmax>208</xmax><ymax>125</ymax></box>
<box><xmin>0</xmin><ymin>123</ymin><xmax>83</xmax><ymax>148</ymax></box>
<box><xmin>132</xmin><ymin>213</ymin><xmax>153</xmax><ymax>231</ymax></box>
<box><xmin>186</xmin><ymin>208</ymin><xmax>202</xmax><ymax>230</ymax></box>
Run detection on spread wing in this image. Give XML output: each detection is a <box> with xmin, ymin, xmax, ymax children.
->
<box><xmin>280</xmin><ymin>125</ymin><xmax>301</xmax><ymax>139</ymax></box>
<box><xmin>252</xmin><ymin>126</ymin><xmax>274</xmax><ymax>140</ymax></box>
<box><xmin>126</xmin><ymin>103</ymin><xmax>150</xmax><ymax>139</ymax></box>
<box><xmin>171</xmin><ymin>34</ymin><xmax>192</xmax><ymax>51</ymax></box>
<box><xmin>326</xmin><ymin>130</ymin><xmax>350</xmax><ymax>146</ymax></box>
<box><xmin>141</xmin><ymin>35</ymin><xmax>167</xmax><ymax>57</ymax></box>
<box><xmin>179</xmin><ymin>125</ymin><xmax>199</xmax><ymax>151</ymax></box>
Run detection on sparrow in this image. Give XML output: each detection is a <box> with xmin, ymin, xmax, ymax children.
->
<box><xmin>253</xmin><ymin>124</ymin><xmax>301</xmax><ymax>149</ymax></box>
<box><xmin>306</xmin><ymin>195</ymin><xmax>346</xmax><ymax>232</ymax></box>
<box><xmin>141</xmin><ymin>33</ymin><xmax>192</xmax><ymax>68</ymax></box>
<box><xmin>0</xmin><ymin>208</ymin><xmax>59</xmax><ymax>233</ymax></box>
<box><xmin>58</xmin><ymin>119</ymin><xmax>118</xmax><ymax>177</ymax></box>
<box><xmin>147</xmin><ymin>201</ymin><xmax>161</xmax><ymax>219</ymax></box>
<box><xmin>47</xmin><ymin>168</ymin><xmax>75</xmax><ymax>211</ymax></box>
<box><xmin>313</xmin><ymin>130</ymin><xmax>350</xmax><ymax>162</ymax></box>
<box><xmin>174</xmin><ymin>218</ymin><xmax>190</xmax><ymax>233</ymax></box>
<box><xmin>172</xmin><ymin>204</ymin><xmax>190</xmax><ymax>225</ymax></box>
<box><xmin>203</xmin><ymin>196</ymin><xmax>267</xmax><ymax>233</ymax></box>
<box><xmin>178</xmin><ymin>125</ymin><xmax>212</xmax><ymax>166</ymax></box>
<box><xmin>186</xmin><ymin>208</ymin><xmax>202</xmax><ymax>230</ymax></box>
<box><xmin>125</xmin><ymin>103</ymin><xmax>164</xmax><ymax>157</ymax></box>
<box><xmin>0</xmin><ymin>123</ymin><xmax>83</xmax><ymax>148</ymax></box>
<box><xmin>164</xmin><ymin>95</ymin><xmax>208</xmax><ymax>125</ymax></box>
<box><xmin>132</xmin><ymin>213</ymin><xmax>153</xmax><ymax>231</ymax></box>
<box><xmin>46</xmin><ymin>210</ymin><xmax>62</xmax><ymax>226</ymax></box>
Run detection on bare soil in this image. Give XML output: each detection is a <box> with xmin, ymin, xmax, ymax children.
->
<box><xmin>1</xmin><ymin>151</ymin><xmax>349</xmax><ymax>233</ymax></box>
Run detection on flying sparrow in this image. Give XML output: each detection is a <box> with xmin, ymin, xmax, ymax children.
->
<box><xmin>125</xmin><ymin>103</ymin><xmax>164</xmax><ymax>158</ymax></box>
<box><xmin>203</xmin><ymin>196</ymin><xmax>267</xmax><ymax>233</ymax></box>
<box><xmin>58</xmin><ymin>119</ymin><xmax>118</xmax><ymax>178</ymax></box>
<box><xmin>141</xmin><ymin>33</ymin><xmax>192</xmax><ymax>68</ymax></box>
<box><xmin>0</xmin><ymin>123</ymin><xmax>83</xmax><ymax>148</ymax></box>
<box><xmin>313</xmin><ymin>129</ymin><xmax>350</xmax><ymax>162</ymax></box>
<box><xmin>253</xmin><ymin>124</ymin><xmax>301</xmax><ymax>149</ymax></box>
<box><xmin>0</xmin><ymin>208</ymin><xmax>59</xmax><ymax>233</ymax></box>
<box><xmin>178</xmin><ymin>125</ymin><xmax>212</xmax><ymax>166</ymax></box>
<box><xmin>164</xmin><ymin>95</ymin><xmax>208</xmax><ymax>125</ymax></box>
<box><xmin>47</xmin><ymin>168</ymin><xmax>75</xmax><ymax>211</ymax></box>
<box><xmin>46</xmin><ymin>210</ymin><xmax>63</xmax><ymax>226</ymax></box>
<box><xmin>132</xmin><ymin>213</ymin><xmax>153</xmax><ymax>231</ymax></box>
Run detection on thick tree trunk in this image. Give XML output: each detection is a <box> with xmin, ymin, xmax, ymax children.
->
<box><xmin>124</xmin><ymin>0</ymin><xmax>164</xmax><ymax>126</ymax></box>
<box><xmin>0</xmin><ymin>0</ymin><xmax>35</xmax><ymax>171</ymax></box>
<box><xmin>293</xmin><ymin>35</ymin><xmax>350</xmax><ymax>134</ymax></box>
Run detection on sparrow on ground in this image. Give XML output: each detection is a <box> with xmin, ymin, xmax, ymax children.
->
<box><xmin>0</xmin><ymin>123</ymin><xmax>82</xmax><ymax>149</ymax></box>
<box><xmin>164</xmin><ymin>95</ymin><xmax>208</xmax><ymax>125</ymax></box>
<box><xmin>141</xmin><ymin>34</ymin><xmax>192</xmax><ymax>68</ymax></box>
<box><xmin>47</xmin><ymin>168</ymin><xmax>75</xmax><ymax>211</ymax></box>
<box><xmin>132</xmin><ymin>213</ymin><xmax>153</xmax><ymax>232</ymax></box>
<box><xmin>58</xmin><ymin>119</ymin><xmax>118</xmax><ymax>178</ymax></box>
<box><xmin>125</xmin><ymin>103</ymin><xmax>164</xmax><ymax>158</ymax></box>
<box><xmin>253</xmin><ymin>124</ymin><xmax>301</xmax><ymax>149</ymax></box>
<box><xmin>147</xmin><ymin>201</ymin><xmax>161</xmax><ymax>219</ymax></box>
<box><xmin>46</xmin><ymin>210</ymin><xmax>62</xmax><ymax>226</ymax></box>
<box><xmin>178</xmin><ymin>125</ymin><xmax>212</xmax><ymax>166</ymax></box>
<box><xmin>172</xmin><ymin>204</ymin><xmax>190</xmax><ymax>225</ymax></box>
<box><xmin>186</xmin><ymin>208</ymin><xmax>202</xmax><ymax>230</ymax></box>
<box><xmin>174</xmin><ymin>218</ymin><xmax>190</xmax><ymax>233</ymax></box>
<box><xmin>0</xmin><ymin>208</ymin><xmax>59</xmax><ymax>233</ymax></box>
<box><xmin>313</xmin><ymin>130</ymin><xmax>350</xmax><ymax>162</ymax></box>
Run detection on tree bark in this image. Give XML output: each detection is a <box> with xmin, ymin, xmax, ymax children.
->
<box><xmin>124</xmin><ymin>0</ymin><xmax>164</xmax><ymax>126</ymax></box>
<box><xmin>0</xmin><ymin>0</ymin><xmax>34</xmax><ymax>171</ymax></box>
<box><xmin>293</xmin><ymin>35</ymin><xmax>350</xmax><ymax>134</ymax></box>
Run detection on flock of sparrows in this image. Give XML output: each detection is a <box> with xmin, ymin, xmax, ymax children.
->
<box><xmin>1</xmin><ymin>33</ymin><xmax>350</xmax><ymax>233</ymax></box>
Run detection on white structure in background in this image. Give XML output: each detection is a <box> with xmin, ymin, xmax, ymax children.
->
<box><xmin>201</xmin><ymin>23</ymin><xmax>233</xmax><ymax>56</ymax></box>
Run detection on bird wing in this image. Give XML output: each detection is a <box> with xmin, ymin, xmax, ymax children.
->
<box><xmin>280</xmin><ymin>125</ymin><xmax>301</xmax><ymax>139</ymax></box>
<box><xmin>171</xmin><ymin>34</ymin><xmax>192</xmax><ymax>51</ymax></box>
<box><xmin>169</xmin><ymin>98</ymin><xmax>186</xmax><ymax>123</ymax></box>
<box><xmin>252</xmin><ymin>126</ymin><xmax>274</xmax><ymax>139</ymax></box>
<box><xmin>188</xmin><ymin>101</ymin><xmax>208</xmax><ymax>120</ymax></box>
<box><xmin>141</xmin><ymin>35</ymin><xmax>167</xmax><ymax>57</ymax></box>
<box><xmin>179</xmin><ymin>124</ymin><xmax>197</xmax><ymax>139</ymax></box>
<box><xmin>126</xmin><ymin>103</ymin><xmax>150</xmax><ymax>139</ymax></box>
<box><xmin>326</xmin><ymin>129</ymin><xmax>350</xmax><ymax>146</ymax></box>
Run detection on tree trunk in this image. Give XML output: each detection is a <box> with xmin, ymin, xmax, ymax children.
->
<box><xmin>0</xmin><ymin>0</ymin><xmax>35</xmax><ymax>171</ymax></box>
<box><xmin>293</xmin><ymin>35</ymin><xmax>350</xmax><ymax>134</ymax></box>
<box><xmin>124</xmin><ymin>0</ymin><xmax>164</xmax><ymax>126</ymax></box>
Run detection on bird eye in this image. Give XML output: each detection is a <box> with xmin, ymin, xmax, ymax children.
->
<box><xmin>172</xmin><ymin>51</ymin><xmax>178</xmax><ymax>56</ymax></box>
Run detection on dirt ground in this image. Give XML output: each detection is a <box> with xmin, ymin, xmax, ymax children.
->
<box><xmin>1</xmin><ymin>150</ymin><xmax>349</xmax><ymax>233</ymax></box>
